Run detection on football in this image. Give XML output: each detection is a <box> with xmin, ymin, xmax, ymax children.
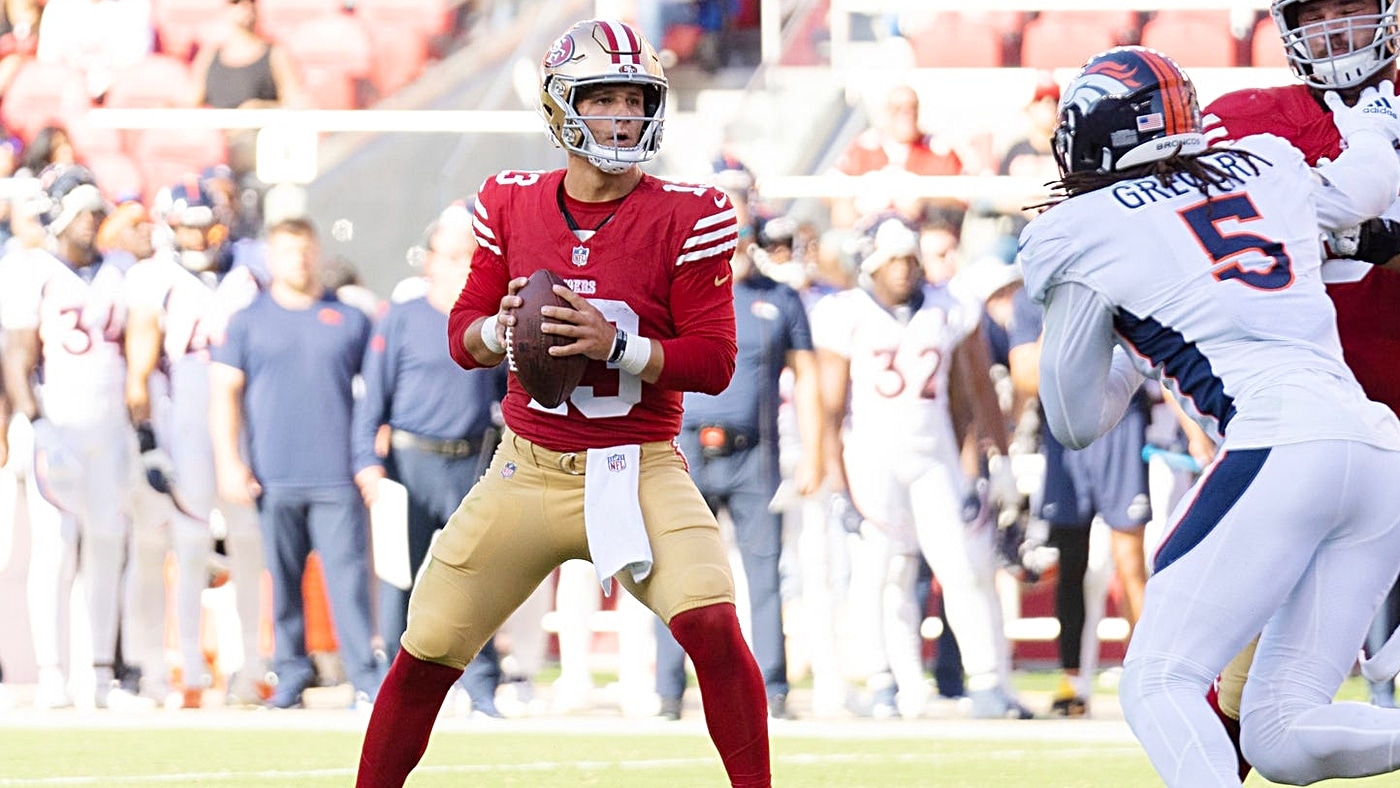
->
<box><xmin>506</xmin><ymin>268</ymin><xmax>589</xmax><ymax>409</ymax></box>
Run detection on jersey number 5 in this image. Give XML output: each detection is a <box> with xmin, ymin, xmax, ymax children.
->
<box><xmin>1179</xmin><ymin>194</ymin><xmax>1294</xmax><ymax>291</ymax></box>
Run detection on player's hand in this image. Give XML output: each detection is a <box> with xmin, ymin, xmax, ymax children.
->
<box><xmin>794</xmin><ymin>452</ymin><xmax>824</xmax><ymax>497</ymax></box>
<box><xmin>217</xmin><ymin>459</ymin><xmax>262</xmax><ymax>506</ymax></box>
<box><xmin>494</xmin><ymin>276</ymin><xmax>529</xmax><ymax>334</ymax></box>
<box><xmin>541</xmin><ymin>284</ymin><xmax>616</xmax><ymax>360</ymax></box>
<box><xmin>830</xmin><ymin>490</ymin><xmax>865</xmax><ymax>535</ymax></box>
<box><xmin>1326</xmin><ymin>80</ymin><xmax>1400</xmax><ymax>144</ymax></box>
<box><xmin>355</xmin><ymin>465</ymin><xmax>386</xmax><ymax>508</ymax></box>
<box><xmin>986</xmin><ymin>453</ymin><xmax>1020</xmax><ymax>511</ymax></box>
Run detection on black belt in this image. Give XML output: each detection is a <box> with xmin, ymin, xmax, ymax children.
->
<box><xmin>389</xmin><ymin>429</ymin><xmax>479</xmax><ymax>458</ymax></box>
<box><xmin>691</xmin><ymin>424</ymin><xmax>758</xmax><ymax>458</ymax></box>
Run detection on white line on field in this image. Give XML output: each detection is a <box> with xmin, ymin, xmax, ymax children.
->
<box><xmin>0</xmin><ymin>747</ymin><xmax>1144</xmax><ymax>785</ymax></box>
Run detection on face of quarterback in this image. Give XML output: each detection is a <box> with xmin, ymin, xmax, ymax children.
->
<box><xmin>1297</xmin><ymin>0</ymin><xmax>1378</xmax><ymax>57</ymax></box>
<box><xmin>575</xmin><ymin>84</ymin><xmax>646</xmax><ymax>150</ymax></box>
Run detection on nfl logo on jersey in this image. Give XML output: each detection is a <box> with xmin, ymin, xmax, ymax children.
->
<box><xmin>608</xmin><ymin>453</ymin><xmax>627</xmax><ymax>472</ymax></box>
<box><xmin>572</xmin><ymin>246</ymin><xmax>590</xmax><ymax>267</ymax></box>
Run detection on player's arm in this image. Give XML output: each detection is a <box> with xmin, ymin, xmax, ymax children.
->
<box><xmin>351</xmin><ymin>318</ymin><xmax>395</xmax><ymax>507</ymax></box>
<box><xmin>787</xmin><ymin>347</ymin><xmax>825</xmax><ymax>495</ymax></box>
<box><xmin>124</xmin><ymin>304</ymin><xmax>163</xmax><ymax>425</ymax></box>
<box><xmin>208</xmin><ymin>361</ymin><xmax>260</xmax><ymax>505</ymax></box>
<box><xmin>2</xmin><ymin>328</ymin><xmax>40</xmax><ymax>423</ymax></box>
<box><xmin>1312</xmin><ymin>87</ymin><xmax>1400</xmax><ymax>231</ymax></box>
<box><xmin>1038</xmin><ymin>280</ymin><xmax>1144</xmax><ymax>450</ymax></box>
<box><xmin>815</xmin><ymin>346</ymin><xmax>851</xmax><ymax>491</ymax></box>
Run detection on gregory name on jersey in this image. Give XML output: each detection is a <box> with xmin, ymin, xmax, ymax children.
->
<box><xmin>1109</xmin><ymin>150</ymin><xmax>1271</xmax><ymax>211</ymax></box>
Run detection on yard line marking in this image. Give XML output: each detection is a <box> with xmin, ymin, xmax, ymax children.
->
<box><xmin>0</xmin><ymin>747</ymin><xmax>1145</xmax><ymax>785</ymax></box>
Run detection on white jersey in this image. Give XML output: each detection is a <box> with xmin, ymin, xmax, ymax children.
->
<box><xmin>1020</xmin><ymin>132</ymin><xmax>1400</xmax><ymax>452</ymax></box>
<box><xmin>810</xmin><ymin>283</ymin><xmax>982</xmax><ymax>451</ymax></box>
<box><xmin>125</xmin><ymin>252</ymin><xmax>262</xmax><ymax>366</ymax></box>
<box><xmin>0</xmin><ymin>248</ymin><xmax>130</xmax><ymax>424</ymax></box>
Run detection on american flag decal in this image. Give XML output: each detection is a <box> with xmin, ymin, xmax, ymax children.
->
<box><xmin>1137</xmin><ymin>112</ymin><xmax>1164</xmax><ymax>132</ymax></box>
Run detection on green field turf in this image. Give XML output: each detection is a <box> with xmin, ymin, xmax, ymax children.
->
<box><xmin>0</xmin><ymin>717</ymin><xmax>1395</xmax><ymax>787</ymax></box>
<box><xmin>0</xmin><ymin>675</ymin><xmax>1390</xmax><ymax>787</ymax></box>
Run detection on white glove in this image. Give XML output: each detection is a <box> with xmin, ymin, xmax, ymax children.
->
<box><xmin>986</xmin><ymin>453</ymin><xmax>1020</xmax><ymax>511</ymax></box>
<box><xmin>1326</xmin><ymin>223</ymin><xmax>1362</xmax><ymax>257</ymax></box>
<box><xmin>1326</xmin><ymin>80</ymin><xmax>1400</xmax><ymax>145</ymax></box>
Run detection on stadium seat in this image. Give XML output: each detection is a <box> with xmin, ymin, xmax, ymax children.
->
<box><xmin>84</xmin><ymin>151</ymin><xmax>146</xmax><ymax>203</ymax></box>
<box><xmin>1140</xmin><ymin>11</ymin><xmax>1238</xmax><ymax>67</ymax></box>
<box><xmin>105</xmin><ymin>54</ymin><xmax>194</xmax><ymax>109</ymax></box>
<box><xmin>64</xmin><ymin>113</ymin><xmax>125</xmax><ymax>159</ymax></box>
<box><xmin>256</xmin><ymin>0</ymin><xmax>343</xmax><ymax>44</ymax></box>
<box><xmin>907</xmin><ymin>13</ymin><xmax>1010</xmax><ymax>68</ymax></box>
<box><xmin>0</xmin><ymin>60</ymin><xmax>92</xmax><ymax>143</ymax></box>
<box><xmin>130</xmin><ymin>127</ymin><xmax>228</xmax><ymax>203</ymax></box>
<box><xmin>1252</xmin><ymin>16</ymin><xmax>1289</xmax><ymax>67</ymax></box>
<box><xmin>1019</xmin><ymin>12</ymin><xmax>1131</xmax><ymax>70</ymax></box>
<box><xmin>352</xmin><ymin>0</ymin><xmax>455</xmax><ymax>44</ymax></box>
<box><xmin>283</xmin><ymin>12</ymin><xmax>373</xmax><ymax>109</ymax></box>
<box><xmin>153</xmin><ymin>0</ymin><xmax>228</xmax><ymax>59</ymax></box>
<box><xmin>365</xmin><ymin>21</ymin><xmax>429</xmax><ymax>97</ymax></box>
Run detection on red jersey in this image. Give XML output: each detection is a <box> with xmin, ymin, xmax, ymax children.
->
<box><xmin>449</xmin><ymin>169</ymin><xmax>738</xmax><ymax>452</ymax></box>
<box><xmin>1205</xmin><ymin>84</ymin><xmax>1400</xmax><ymax>414</ymax></box>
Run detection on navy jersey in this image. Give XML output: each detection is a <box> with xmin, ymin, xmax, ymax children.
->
<box><xmin>682</xmin><ymin>273</ymin><xmax>812</xmax><ymax>434</ymax></box>
<box><xmin>212</xmin><ymin>291</ymin><xmax>371</xmax><ymax>487</ymax></box>
<box><xmin>352</xmin><ymin>296</ymin><xmax>508</xmax><ymax>472</ymax></box>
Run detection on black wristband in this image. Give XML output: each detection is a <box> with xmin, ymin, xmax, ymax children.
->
<box><xmin>1356</xmin><ymin>218</ymin><xmax>1400</xmax><ymax>266</ymax></box>
<box><xmin>607</xmin><ymin>328</ymin><xmax>628</xmax><ymax>364</ymax></box>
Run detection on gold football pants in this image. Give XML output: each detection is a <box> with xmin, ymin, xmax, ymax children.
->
<box><xmin>402</xmin><ymin>428</ymin><xmax>735</xmax><ymax>669</ymax></box>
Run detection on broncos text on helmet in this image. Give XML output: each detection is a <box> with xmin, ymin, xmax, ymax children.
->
<box><xmin>1053</xmin><ymin>46</ymin><xmax>1207</xmax><ymax>176</ymax></box>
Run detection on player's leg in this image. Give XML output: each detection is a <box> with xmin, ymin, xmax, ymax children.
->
<box><xmin>1118</xmin><ymin>442</ymin><xmax>1392</xmax><ymax>787</ymax></box>
<box><xmin>71</xmin><ymin>421</ymin><xmax>136</xmax><ymax>707</ymax></box>
<box><xmin>910</xmin><ymin>458</ymin><xmax>1025</xmax><ymax>718</ymax></box>
<box><xmin>654</xmin><ymin>615</ymin><xmax>689</xmax><ymax>718</ymax></box>
<box><xmin>23</xmin><ymin>468</ymin><xmax>77</xmax><ymax>708</ymax></box>
<box><xmin>1237</xmin><ymin>442</ymin><xmax>1400</xmax><ymax>784</ymax></box>
<box><xmin>359</xmin><ymin>434</ymin><xmax>583</xmax><ymax>788</ymax></box>
<box><xmin>306</xmin><ymin>485</ymin><xmax>380</xmax><ymax>699</ymax></box>
<box><xmin>621</xmin><ymin>442</ymin><xmax>768</xmax><ymax>788</ymax></box>
<box><xmin>219</xmin><ymin>499</ymin><xmax>267</xmax><ymax>703</ymax></box>
<box><xmin>1047</xmin><ymin>522</ymin><xmax>1091</xmax><ymax>715</ymax></box>
<box><xmin>796</xmin><ymin>489</ymin><xmax>850</xmax><ymax>716</ymax></box>
<box><xmin>121</xmin><ymin>476</ymin><xmax>176</xmax><ymax>706</ymax></box>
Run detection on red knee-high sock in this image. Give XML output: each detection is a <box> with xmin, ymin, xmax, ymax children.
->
<box><xmin>670</xmin><ymin>603</ymin><xmax>771</xmax><ymax>788</ymax></box>
<box><xmin>356</xmin><ymin>651</ymin><xmax>462</xmax><ymax>788</ymax></box>
<box><xmin>1206</xmin><ymin>682</ymin><xmax>1252</xmax><ymax>781</ymax></box>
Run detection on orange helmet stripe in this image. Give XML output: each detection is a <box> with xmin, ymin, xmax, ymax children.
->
<box><xmin>1140</xmin><ymin>49</ymin><xmax>1193</xmax><ymax>134</ymax></box>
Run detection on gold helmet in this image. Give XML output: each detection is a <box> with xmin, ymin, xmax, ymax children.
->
<box><xmin>539</xmin><ymin>19</ymin><xmax>667</xmax><ymax>174</ymax></box>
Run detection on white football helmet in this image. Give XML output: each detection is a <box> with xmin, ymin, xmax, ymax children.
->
<box><xmin>539</xmin><ymin>19</ymin><xmax>667</xmax><ymax>174</ymax></box>
<box><xmin>1273</xmin><ymin>0</ymin><xmax>1400</xmax><ymax>89</ymax></box>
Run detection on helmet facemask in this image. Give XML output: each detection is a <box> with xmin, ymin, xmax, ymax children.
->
<box><xmin>539</xmin><ymin>19</ymin><xmax>667</xmax><ymax>174</ymax></box>
<box><xmin>1274</xmin><ymin>0</ymin><xmax>1400</xmax><ymax>89</ymax></box>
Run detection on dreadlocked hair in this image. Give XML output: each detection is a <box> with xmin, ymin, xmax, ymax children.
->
<box><xmin>1027</xmin><ymin>144</ymin><xmax>1271</xmax><ymax>212</ymax></box>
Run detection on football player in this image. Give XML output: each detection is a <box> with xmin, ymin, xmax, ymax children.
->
<box><xmin>356</xmin><ymin>18</ymin><xmax>767</xmax><ymax>788</ymax></box>
<box><xmin>1201</xmin><ymin>0</ymin><xmax>1400</xmax><ymax>773</ymax></box>
<box><xmin>1022</xmin><ymin>46</ymin><xmax>1400</xmax><ymax>787</ymax></box>
<box><xmin>810</xmin><ymin>215</ymin><xmax>1026</xmax><ymax>720</ymax></box>
<box><xmin>125</xmin><ymin>179</ymin><xmax>267</xmax><ymax>707</ymax></box>
<box><xmin>0</xmin><ymin>164</ymin><xmax>154</xmax><ymax>709</ymax></box>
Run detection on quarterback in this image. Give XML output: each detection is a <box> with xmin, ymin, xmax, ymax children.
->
<box><xmin>355</xmin><ymin>18</ymin><xmax>770</xmax><ymax>788</ymax></box>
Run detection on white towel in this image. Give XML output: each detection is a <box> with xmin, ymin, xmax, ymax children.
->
<box><xmin>583</xmin><ymin>444</ymin><xmax>653</xmax><ymax>595</ymax></box>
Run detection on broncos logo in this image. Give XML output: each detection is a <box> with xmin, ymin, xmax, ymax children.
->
<box><xmin>1083</xmin><ymin>58</ymin><xmax>1147</xmax><ymax>89</ymax></box>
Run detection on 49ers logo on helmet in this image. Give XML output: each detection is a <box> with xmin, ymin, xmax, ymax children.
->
<box><xmin>543</xmin><ymin>34</ymin><xmax>575</xmax><ymax>68</ymax></box>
